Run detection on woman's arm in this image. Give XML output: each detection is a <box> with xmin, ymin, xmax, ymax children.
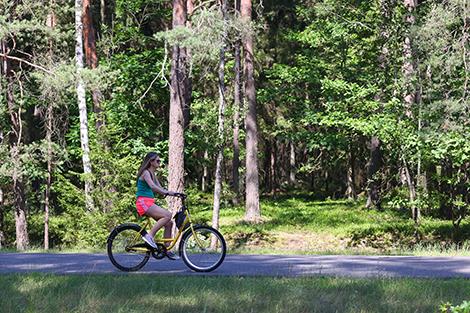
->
<box><xmin>142</xmin><ymin>170</ymin><xmax>175</xmax><ymax>196</ymax></box>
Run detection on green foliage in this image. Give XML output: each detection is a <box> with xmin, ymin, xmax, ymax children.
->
<box><xmin>441</xmin><ymin>301</ymin><xmax>470</xmax><ymax>313</ymax></box>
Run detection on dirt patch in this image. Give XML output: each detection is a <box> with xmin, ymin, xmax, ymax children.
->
<box><xmin>271</xmin><ymin>231</ymin><xmax>349</xmax><ymax>252</ymax></box>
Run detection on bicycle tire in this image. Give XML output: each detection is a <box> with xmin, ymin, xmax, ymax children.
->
<box><xmin>179</xmin><ymin>225</ymin><xmax>226</xmax><ymax>272</ymax></box>
<box><xmin>107</xmin><ymin>223</ymin><xmax>150</xmax><ymax>272</ymax></box>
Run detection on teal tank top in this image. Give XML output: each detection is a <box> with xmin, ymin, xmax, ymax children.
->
<box><xmin>136</xmin><ymin>178</ymin><xmax>154</xmax><ymax>198</ymax></box>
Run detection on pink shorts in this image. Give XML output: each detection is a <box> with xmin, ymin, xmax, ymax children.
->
<box><xmin>136</xmin><ymin>197</ymin><xmax>155</xmax><ymax>216</ymax></box>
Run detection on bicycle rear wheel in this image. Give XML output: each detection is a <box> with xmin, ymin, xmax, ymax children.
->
<box><xmin>179</xmin><ymin>226</ymin><xmax>226</xmax><ymax>272</ymax></box>
<box><xmin>107</xmin><ymin>223</ymin><xmax>150</xmax><ymax>272</ymax></box>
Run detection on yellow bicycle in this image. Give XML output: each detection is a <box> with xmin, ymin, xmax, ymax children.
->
<box><xmin>107</xmin><ymin>194</ymin><xmax>226</xmax><ymax>272</ymax></box>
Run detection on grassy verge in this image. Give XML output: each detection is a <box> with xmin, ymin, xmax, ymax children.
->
<box><xmin>0</xmin><ymin>273</ymin><xmax>468</xmax><ymax>313</ymax></box>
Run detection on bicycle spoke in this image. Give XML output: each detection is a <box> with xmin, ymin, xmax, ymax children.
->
<box><xmin>107</xmin><ymin>224</ymin><xmax>150</xmax><ymax>272</ymax></box>
<box><xmin>181</xmin><ymin>226</ymin><xmax>226</xmax><ymax>272</ymax></box>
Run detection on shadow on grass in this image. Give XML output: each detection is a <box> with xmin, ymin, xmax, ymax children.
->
<box><xmin>348</xmin><ymin>220</ymin><xmax>470</xmax><ymax>250</ymax></box>
<box><xmin>1</xmin><ymin>274</ymin><xmax>469</xmax><ymax>313</ymax></box>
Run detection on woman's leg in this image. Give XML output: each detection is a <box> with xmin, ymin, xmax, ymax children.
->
<box><xmin>145</xmin><ymin>204</ymin><xmax>174</xmax><ymax>246</ymax></box>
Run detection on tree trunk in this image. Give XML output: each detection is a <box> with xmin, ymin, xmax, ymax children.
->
<box><xmin>366</xmin><ymin>0</ymin><xmax>393</xmax><ymax>209</ymax></box>
<box><xmin>212</xmin><ymin>0</ymin><xmax>228</xmax><ymax>239</ymax></box>
<box><xmin>402</xmin><ymin>0</ymin><xmax>419</xmax><ymax>223</ymax></box>
<box><xmin>0</xmin><ymin>186</ymin><xmax>4</xmax><ymax>248</ymax></box>
<box><xmin>168</xmin><ymin>0</ymin><xmax>188</xmax><ymax>213</ymax></box>
<box><xmin>75</xmin><ymin>0</ymin><xmax>94</xmax><ymax>211</ymax></box>
<box><xmin>0</xmin><ymin>72</ymin><xmax>4</xmax><ymax>249</ymax></box>
<box><xmin>232</xmin><ymin>0</ymin><xmax>242</xmax><ymax>204</ymax></box>
<box><xmin>242</xmin><ymin>0</ymin><xmax>260</xmax><ymax>221</ymax></box>
<box><xmin>403</xmin><ymin>0</ymin><xmax>416</xmax><ymax>118</ymax></box>
<box><xmin>289</xmin><ymin>140</ymin><xmax>296</xmax><ymax>186</ymax></box>
<box><xmin>83</xmin><ymin>0</ymin><xmax>105</xmax><ymax>133</ymax></box>
<box><xmin>232</xmin><ymin>0</ymin><xmax>242</xmax><ymax>205</ymax></box>
<box><xmin>366</xmin><ymin>137</ymin><xmax>381</xmax><ymax>209</ymax></box>
<box><xmin>100</xmin><ymin>0</ymin><xmax>106</xmax><ymax>26</ymax></box>
<box><xmin>403</xmin><ymin>158</ymin><xmax>419</xmax><ymax>222</ymax></box>
<box><xmin>202</xmin><ymin>147</ymin><xmax>209</xmax><ymax>192</ymax></box>
<box><xmin>264</xmin><ymin>143</ymin><xmax>272</xmax><ymax>193</ymax></box>
<box><xmin>183</xmin><ymin>0</ymin><xmax>193</xmax><ymax>129</ymax></box>
<box><xmin>270</xmin><ymin>139</ymin><xmax>277</xmax><ymax>193</ymax></box>
<box><xmin>43</xmin><ymin>2</ymin><xmax>57</xmax><ymax>250</ymax></box>
<box><xmin>2</xmin><ymin>39</ymin><xmax>29</xmax><ymax>250</ymax></box>
<box><xmin>345</xmin><ymin>147</ymin><xmax>357</xmax><ymax>200</ymax></box>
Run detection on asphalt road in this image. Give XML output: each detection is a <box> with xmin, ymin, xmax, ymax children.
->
<box><xmin>2</xmin><ymin>253</ymin><xmax>470</xmax><ymax>278</ymax></box>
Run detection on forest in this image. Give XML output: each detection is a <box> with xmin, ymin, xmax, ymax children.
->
<box><xmin>0</xmin><ymin>0</ymin><xmax>469</xmax><ymax>251</ymax></box>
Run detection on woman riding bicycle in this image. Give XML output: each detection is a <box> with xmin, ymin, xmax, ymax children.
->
<box><xmin>135</xmin><ymin>151</ymin><xmax>181</xmax><ymax>259</ymax></box>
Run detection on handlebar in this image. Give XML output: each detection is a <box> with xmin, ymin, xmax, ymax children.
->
<box><xmin>168</xmin><ymin>192</ymin><xmax>187</xmax><ymax>200</ymax></box>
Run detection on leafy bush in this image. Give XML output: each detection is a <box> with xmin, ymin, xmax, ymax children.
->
<box><xmin>440</xmin><ymin>301</ymin><xmax>470</xmax><ymax>313</ymax></box>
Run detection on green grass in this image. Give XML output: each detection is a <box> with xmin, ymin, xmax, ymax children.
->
<box><xmin>0</xmin><ymin>273</ymin><xmax>468</xmax><ymax>313</ymax></box>
<box><xmin>189</xmin><ymin>194</ymin><xmax>470</xmax><ymax>256</ymax></box>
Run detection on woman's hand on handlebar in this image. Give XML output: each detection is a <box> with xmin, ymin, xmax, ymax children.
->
<box><xmin>166</xmin><ymin>191</ymin><xmax>186</xmax><ymax>199</ymax></box>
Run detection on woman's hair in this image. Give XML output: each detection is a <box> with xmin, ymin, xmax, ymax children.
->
<box><xmin>136</xmin><ymin>152</ymin><xmax>159</xmax><ymax>179</ymax></box>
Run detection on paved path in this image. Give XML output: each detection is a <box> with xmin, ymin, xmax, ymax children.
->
<box><xmin>1</xmin><ymin>253</ymin><xmax>470</xmax><ymax>278</ymax></box>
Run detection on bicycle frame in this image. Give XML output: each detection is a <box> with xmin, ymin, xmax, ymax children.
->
<box><xmin>130</xmin><ymin>201</ymin><xmax>202</xmax><ymax>253</ymax></box>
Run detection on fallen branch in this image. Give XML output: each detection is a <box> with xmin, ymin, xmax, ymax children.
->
<box><xmin>0</xmin><ymin>53</ymin><xmax>52</xmax><ymax>74</ymax></box>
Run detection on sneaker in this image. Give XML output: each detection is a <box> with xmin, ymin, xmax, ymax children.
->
<box><xmin>166</xmin><ymin>251</ymin><xmax>180</xmax><ymax>260</ymax></box>
<box><xmin>142</xmin><ymin>234</ymin><xmax>158</xmax><ymax>249</ymax></box>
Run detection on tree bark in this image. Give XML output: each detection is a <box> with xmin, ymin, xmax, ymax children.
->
<box><xmin>242</xmin><ymin>0</ymin><xmax>260</xmax><ymax>221</ymax></box>
<box><xmin>202</xmin><ymin>147</ymin><xmax>209</xmax><ymax>192</ymax></box>
<box><xmin>366</xmin><ymin>137</ymin><xmax>381</xmax><ymax>209</ymax></box>
<box><xmin>183</xmin><ymin>0</ymin><xmax>193</xmax><ymax>129</ymax></box>
<box><xmin>345</xmin><ymin>147</ymin><xmax>357</xmax><ymax>200</ymax></box>
<box><xmin>168</xmin><ymin>0</ymin><xmax>188</xmax><ymax>212</ymax></box>
<box><xmin>0</xmin><ymin>186</ymin><xmax>4</xmax><ymax>248</ymax></box>
<box><xmin>270</xmin><ymin>139</ymin><xmax>277</xmax><ymax>193</ymax></box>
<box><xmin>44</xmin><ymin>103</ymin><xmax>52</xmax><ymax>250</ymax></box>
<box><xmin>403</xmin><ymin>0</ymin><xmax>416</xmax><ymax>118</ymax></box>
<box><xmin>43</xmin><ymin>2</ymin><xmax>57</xmax><ymax>250</ymax></box>
<box><xmin>75</xmin><ymin>0</ymin><xmax>94</xmax><ymax>211</ymax></box>
<box><xmin>232</xmin><ymin>0</ymin><xmax>242</xmax><ymax>204</ymax></box>
<box><xmin>83</xmin><ymin>0</ymin><xmax>105</xmax><ymax>133</ymax></box>
<box><xmin>289</xmin><ymin>140</ymin><xmax>296</xmax><ymax>186</ymax></box>
<box><xmin>212</xmin><ymin>0</ymin><xmax>228</xmax><ymax>238</ymax></box>
<box><xmin>2</xmin><ymin>39</ymin><xmax>29</xmax><ymax>250</ymax></box>
<box><xmin>100</xmin><ymin>0</ymin><xmax>106</xmax><ymax>27</ymax></box>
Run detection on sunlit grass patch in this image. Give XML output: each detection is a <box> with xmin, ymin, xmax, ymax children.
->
<box><xmin>188</xmin><ymin>194</ymin><xmax>470</xmax><ymax>255</ymax></box>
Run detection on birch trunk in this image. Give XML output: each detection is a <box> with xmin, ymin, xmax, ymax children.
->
<box><xmin>75</xmin><ymin>0</ymin><xmax>94</xmax><ymax>211</ymax></box>
<box><xmin>232</xmin><ymin>0</ymin><xmax>242</xmax><ymax>205</ymax></box>
<box><xmin>242</xmin><ymin>0</ymin><xmax>260</xmax><ymax>221</ymax></box>
<box><xmin>403</xmin><ymin>0</ymin><xmax>416</xmax><ymax>118</ymax></box>
<box><xmin>345</xmin><ymin>148</ymin><xmax>356</xmax><ymax>200</ymax></box>
<box><xmin>212</xmin><ymin>0</ymin><xmax>227</xmax><ymax>238</ymax></box>
<box><xmin>202</xmin><ymin>147</ymin><xmax>209</xmax><ymax>192</ymax></box>
<box><xmin>168</xmin><ymin>0</ymin><xmax>188</xmax><ymax>213</ymax></box>
<box><xmin>100</xmin><ymin>0</ymin><xmax>106</xmax><ymax>26</ymax></box>
<box><xmin>0</xmin><ymin>186</ymin><xmax>4</xmax><ymax>248</ymax></box>
<box><xmin>44</xmin><ymin>104</ymin><xmax>52</xmax><ymax>250</ymax></box>
<box><xmin>403</xmin><ymin>0</ymin><xmax>419</xmax><ymax>223</ymax></box>
<box><xmin>289</xmin><ymin>141</ymin><xmax>296</xmax><ymax>186</ymax></box>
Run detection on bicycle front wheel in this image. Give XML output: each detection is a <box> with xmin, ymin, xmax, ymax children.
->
<box><xmin>180</xmin><ymin>226</ymin><xmax>226</xmax><ymax>272</ymax></box>
<box><xmin>107</xmin><ymin>223</ymin><xmax>150</xmax><ymax>272</ymax></box>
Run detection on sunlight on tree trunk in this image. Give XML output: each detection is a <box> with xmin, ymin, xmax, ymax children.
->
<box><xmin>232</xmin><ymin>0</ymin><xmax>242</xmax><ymax>205</ymax></box>
<box><xmin>212</xmin><ymin>0</ymin><xmax>228</xmax><ymax>247</ymax></box>
<box><xmin>168</xmin><ymin>0</ymin><xmax>188</xmax><ymax>214</ymax></box>
<box><xmin>242</xmin><ymin>0</ymin><xmax>260</xmax><ymax>222</ymax></box>
<box><xmin>75</xmin><ymin>0</ymin><xmax>94</xmax><ymax>211</ymax></box>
